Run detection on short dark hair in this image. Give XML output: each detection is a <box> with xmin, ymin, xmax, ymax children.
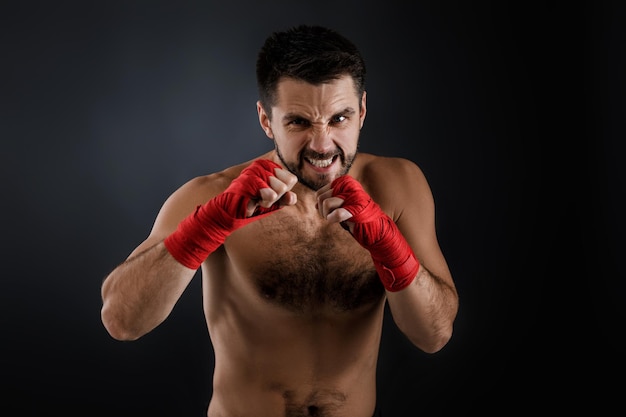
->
<box><xmin>256</xmin><ymin>24</ymin><xmax>366</xmax><ymax>118</ymax></box>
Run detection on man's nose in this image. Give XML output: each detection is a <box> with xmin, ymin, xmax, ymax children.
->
<box><xmin>308</xmin><ymin>127</ymin><xmax>334</xmax><ymax>154</ymax></box>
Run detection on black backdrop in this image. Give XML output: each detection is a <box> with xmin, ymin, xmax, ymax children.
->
<box><xmin>2</xmin><ymin>1</ymin><xmax>623</xmax><ymax>416</ymax></box>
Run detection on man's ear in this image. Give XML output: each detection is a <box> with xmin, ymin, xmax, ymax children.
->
<box><xmin>359</xmin><ymin>91</ymin><xmax>367</xmax><ymax>130</ymax></box>
<box><xmin>257</xmin><ymin>101</ymin><xmax>274</xmax><ymax>139</ymax></box>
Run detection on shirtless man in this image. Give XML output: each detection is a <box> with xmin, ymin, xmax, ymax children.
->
<box><xmin>100</xmin><ymin>24</ymin><xmax>459</xmax><ymax>417</ymax></box>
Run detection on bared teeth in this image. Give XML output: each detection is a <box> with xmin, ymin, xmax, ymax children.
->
<box><xmin>307</xmin><ymin>157</ymin><xmax>333</xmax><ymax>168</ymax></box>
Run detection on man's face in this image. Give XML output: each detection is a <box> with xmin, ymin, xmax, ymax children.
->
<box><xmin>257</xmin><ymin>76</ymin><xmax>367</xmax><ymax>191</ymax></box>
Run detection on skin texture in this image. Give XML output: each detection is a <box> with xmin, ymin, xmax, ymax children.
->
<box><xmin>101</xmin><ymin>75</ymin><xmax>458</xmax><ymax>417</ymax></box>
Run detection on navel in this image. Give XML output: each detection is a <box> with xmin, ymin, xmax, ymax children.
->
<box><xmin>282</xmin><ymin>388</ymin><xmax>347</xmax><ymax>417</ymax></box>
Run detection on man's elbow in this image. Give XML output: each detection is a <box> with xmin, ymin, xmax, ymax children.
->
<box><xmin>101</xmin><ymin>304</ymin><xmax>142</xmax><ymax>342</ymax></box>
<box><xmin>410</xmin><ymin>326</ymin><xmax>454</xmax><ymax>354</ymax></box>
<box><xmin>422</xmin><ymin>332</ymin><xmax>453</xmax><ymax>354</ymax></box>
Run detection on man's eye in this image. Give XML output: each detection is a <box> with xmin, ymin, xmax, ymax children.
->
<box><xmin>331</xmin><ymin>115</ymin><xmax>346</xmax><ymax>124</ymax></box>
<box><xmin>289</xmin><ymin>118</ymin><xmax>309</xmax><ymax>126</ymax></box>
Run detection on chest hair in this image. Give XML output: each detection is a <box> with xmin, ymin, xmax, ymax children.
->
<box><xmin>226</xmin><ymin>209</ymin><xmax>384</xmax><ymax>314</ymax></box>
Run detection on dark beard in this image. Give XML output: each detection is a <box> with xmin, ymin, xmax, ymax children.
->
<box><xmin>275</xmin><ymin>145</ymin><xmax>357</xmax><ymax>191</ymax></box>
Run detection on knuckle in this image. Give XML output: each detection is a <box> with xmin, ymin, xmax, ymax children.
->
<box><xmin>286</xmin><ymin>175</ymin><xmax>298</xmax><ymax>188</ymax></box>
<box><xmin>274</xmin><ymin>182</ymin><xmax>289</xmax><ymax>196</ymax></box>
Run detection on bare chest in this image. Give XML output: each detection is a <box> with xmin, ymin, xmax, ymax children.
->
<box><xmin>224</xmin><ymin>208</ymin><xmax>384</xmax><ymax>313</ymax></box>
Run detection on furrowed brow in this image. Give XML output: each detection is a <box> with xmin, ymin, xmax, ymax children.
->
<box><xmin>281</xmin><ymin>107</ymin><xmax>356</xmax><ymax>124</ymax></box>
<box><xmin>336</xmin><ymin>107</ymin><xmax>356</xmax><ymax>117</ymax></box>
<box><xmin>282</xmin><ymin>112</ymin><xmax>303</xmax><ymax>123</ymax></box>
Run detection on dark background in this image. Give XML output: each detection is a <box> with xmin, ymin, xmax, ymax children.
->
<box><xmin>2</xmin><ymin>1</ymin><xmax>623</xmax><ymax>416</ymax></box>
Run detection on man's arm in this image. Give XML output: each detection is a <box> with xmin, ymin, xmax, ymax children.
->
<box><xmin>101</xmin><ymin>240</ymin><xmax>197</xmax><ymax>341</ymax></box>
<box><xmin>385</xmin><ymin>262</ymin><xmax>458</xmax><ymax>353</ymax></box>
<box><xmin>383</xmin><ymin>158</ymin><xmax>458</xmax><ymax>353</ymax></box>
<box><xmin>100</xmin><ymin>174</ymin><xmax>219</xmax><ymax>341</ymax></box>
<box><xmin>101</xmin><ymin>160</ymin><xmax>297</xmax><ymax>341</ymax></box>
<box><xmin>316</xmin><ymin>157</ymin><xmax>458</xmax><ymax>353</ymax></box>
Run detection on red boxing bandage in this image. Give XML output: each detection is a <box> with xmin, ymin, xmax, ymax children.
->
<box><xmin>331</xmin><ymin>175</ymin><xmax>420</xmax><ymax>292</ymax></box>
<box><xmin>164</xmin><ymin>159</ymin><xmax>283</xmax><ymax>270</ymax></box>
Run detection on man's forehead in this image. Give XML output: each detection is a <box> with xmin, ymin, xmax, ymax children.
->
<box><xmin>274</xmin><ymin>76</ymin><xmax>359</xmax><ymax>114</ymax></box>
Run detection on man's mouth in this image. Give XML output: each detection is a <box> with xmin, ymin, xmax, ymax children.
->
<box><xmin>305</xmin><ymin>155</ymin><xmax>336</xmax><ymax>168</ymax></box>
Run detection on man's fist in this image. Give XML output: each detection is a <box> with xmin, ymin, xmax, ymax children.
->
<box><xmin>316</xmin><ymin>175</ymin><xmax>420</xmax><ymax>292</ymax></box>
<box><xmin>225</xmin><ymin>159</ymin><xmax>297</xmax><ymax>218</ymax></box>
<box><xmin>164</xmin><ymin>159</ymin><xmax>297</xmax><ymax>270</ymax></box>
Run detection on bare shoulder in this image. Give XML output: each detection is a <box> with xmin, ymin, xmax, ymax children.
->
<box><xmin>352</xmin><ymin>153</ymin><xmax>433</xmax><ymax>219</ymax></box>
<box><xmin>158</xmin><ymin>160</ymin><xmax>255</xmax><ymax>223</ymax></box>
<box><xmin>127</xmin><ymin>157</ymin><xmax>263</xmax><ymax>257</ymax></box>
<box><xmin>358</xmin><ymin>151</ymin><xmax>423</xmax><ymax>172</ymax></box>
<box><xmin>355</xmin><ymin>153</ymin><xmax>429</xmax><ymax>192</ymax></box>
<box><xmin>177</xmin><ymin>162</ymin><xmax>248</xmax><ymax>202</ymax></box>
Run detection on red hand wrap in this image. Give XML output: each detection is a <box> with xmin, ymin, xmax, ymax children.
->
<box><xmin>164</xmin><ymin>159</ymin><xmax>283</xmax><ymax>269</ymax></box>
<box><xmin>331</xmin><ymin>175</ymin><xmax>420</xmax><ymax>292</ymax></box>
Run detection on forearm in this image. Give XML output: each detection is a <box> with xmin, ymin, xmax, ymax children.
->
<box><xmin>100</xmin><ymin>241</ymin><xmax>197</xmax><ymax>341</ymax></box>
<box><xmin>386</xmin><ymin>264</ymin><xmax>458</xmax><ymax>353</ymax></box>
<box><xmin>320</xmin><ymin>175</ymin><xmax>458</xmax><ymax>352</ymax></box>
